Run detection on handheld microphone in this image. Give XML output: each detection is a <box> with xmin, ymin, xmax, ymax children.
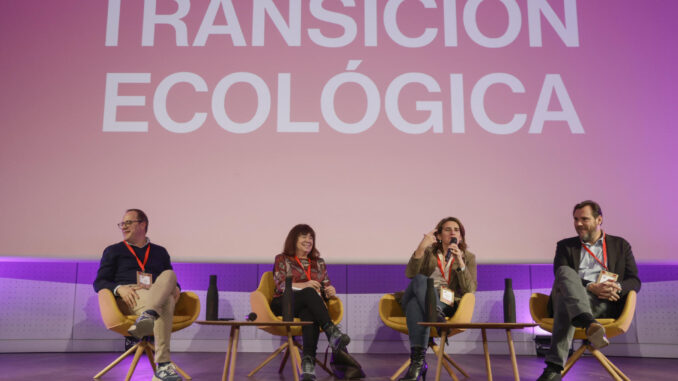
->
<box><xmin>446</xmin><ymin>237</ymin><xmax>458</xmax><ymax>261</ymax></box>
<box><xmin>246</xmin><ymin>312</ymin><xmax>257</xmax><ymax>321</ymax></box>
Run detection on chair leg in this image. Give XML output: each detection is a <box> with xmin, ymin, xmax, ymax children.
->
<box><xmin>431</xmin><ymin>341</ymin><xmax>466</xmax><ymax>379</ymax></box>
<box><xmin>173</xmin><ymin>361</ymin><xmax>192</xmax><ymax>380</ymax></box>
<box><xmin>590</xmin><ymin>347</ymin><xmax>624</xmax><ymax>381</ymax></box>
<box><xmin>125</xmin><ymin>342</ymin><xmax>147</xmax><ymax>381</ymax></box>
<box><xmin>562</xmin><ymin>342</ymin><xmax>629</xmax><ymax>381</ymax></box>
<box><xmin>561</xmin><ymin>342</ymin><xmax>587</xmax><ymax>377</ymax></box>
<box><xmin>601</xmin><ymin>352</ymin><xmax>631</xmax><ymax>381</ymax></box>
<box><xmin>279</xmin><ymin>343</ymin><xmax>291</xmax><ymax>373</ymax></box>
<box><xmin>430</xmin><ymin>342</ymin><xmax>459</xmax><ymax>381</ymax></box>
<box><xmin>287</xmin><ymin>331</ymin><xmax>302</xmax><ymax>381</ymax></box>
<box><xmin>248</xmin><ymin>342</ymin><xmax>289</xmax><ymax>376</ymax></box>
<box><xmin>390</xmin><ymin>358</ymin><xmax>411</xmax><ymax>381</ymax></box>
<box><xmin>602</xmin><ymin>356</ymin><xmax>631</xmax><ymax>381</ymax></box>
<box><xmin>144</xmin><ymin>345</ymin><xmax>156</xmax><ymax>373</ymax></box>
<box><xmin>93</xmin><ymin>343</ymin><xmax>140</xmax><ymax>379</ymax></box>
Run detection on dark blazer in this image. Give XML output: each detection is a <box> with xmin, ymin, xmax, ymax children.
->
<box><xmin>548</xmin><ymin>234</ymin><xmax>641</xmax><ymax>316</ymax></box>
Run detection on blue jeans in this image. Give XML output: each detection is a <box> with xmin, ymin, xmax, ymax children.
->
<box><xmin>400</xmin><ymin>274</ymin><xmax>456</xmax><ymax>348</ymax></box>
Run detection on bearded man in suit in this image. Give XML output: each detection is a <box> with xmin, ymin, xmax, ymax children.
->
<box><xmin>537</xmin><ymin>200</ymin><xmax>641</xmax><ymax>381</ymax></box>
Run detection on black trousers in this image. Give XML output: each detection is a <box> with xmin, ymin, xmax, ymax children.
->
<box><xmin>271</xmin><ymin>287</ymin><xmax>332</xmax><ymax>357</ymax></box>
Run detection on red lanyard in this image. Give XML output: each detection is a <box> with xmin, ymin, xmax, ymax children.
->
<box><xmin>124</xmin><ymin>241</ymin><xmax>150</xmax><ymax>272</ymax></box>
<box><xmin>436</xmin><ymin>253</ymin><xmax>455</xmax><ymax>284</ymax></box>
<box><xmin>294</xmin><ymin>256</ymin><xmax>313</xmax><ymax>281</ymax></box>
<box><xmin>581</xmin><ymin>233</ymin><xmax>607</xmax><ymax>271</ymax></box>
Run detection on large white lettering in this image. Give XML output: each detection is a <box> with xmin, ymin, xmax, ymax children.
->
<box><xmin>193</xmin><ymin>0</ymin><xmax>246</xmax><ymax>46</ymax></box>
<box><xmin>252</xmin><ymin>0</ymin><xmax>301</xmax><ymax>46</ymax></box>
<box><xmin>103</xmin><ymin>70</ymin><xmax>582</xmax><ymax>135</ymax></box>
<box><xmin>277</xmin><ymin>73</ymin><xmax>319</xmax><ymax>133</ymax></box>
<box><xmin>383</xmin><ymin>0</ymin><xmax>438</xmax><ymax>48</ymax></box>
<box><xmin>103</xmin><ymin>73</ymin><xmax>151</xmax><ymax>132</ymax></box>
<box><xmin>308</xmin><ymin>0</ymin><xmax>357</xmax><ymax>48</ymax></box>
<box><xmin>385</xmin><ymin>73</ymin><xmax>443</xmax><ymax>134</ymax></box>
<box><xmin>104</xmin><ymin>0</ymin><xmax>579</xmax><ymax>47</ymax></box>
<box><xmin>463</xmin><ymin>0</ymin><xmax>521</xmax><ymax>48</ymax></box>
<box><xmin>530</xmin><ymin>74</ymin><xmax>583</xmax><ymax>133</ymax></box>
<box><xmin>471</xmin><ymin>73</ymin><xmax>526</xmax><ymax>135</ymax></box>
<box><xmin>153</xmin><ymin>72</ymin><xmax>208</xmax><ymax>133</ymax></box>
<box><xmin>212</xmin><ymin>72</ymin><xmax>271</xmax><ymax>133</ymax></box>
<box><xmin>141</xmin><ymin>0</ymin><xmax>190</xmax><ymax>46</ymax></box>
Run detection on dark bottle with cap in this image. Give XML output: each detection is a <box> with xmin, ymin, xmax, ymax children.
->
<box><xmin>282</xmin><ymin>276</ymin><xmax>294</xmax><ymax>322</ymax></box>
<box><xmin>206</xmin><ymin>275</ymin><xmax>219</xmax><ymax>321</ymax></box>
<box><xmin>503</xmin><ymin>278</ymin><xmax>516</xmax><ymax>323</ymax></box>
<box><xmin>425</xmin><ymin>277</ymin><xmax>437</xmax><ymax>322</ymax></box>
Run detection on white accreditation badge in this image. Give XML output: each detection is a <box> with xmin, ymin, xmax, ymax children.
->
<box><xmin>596</xmin><ymin>270</ymin><xmax>618</xmax><ymax>284</ymax></box>
<box><xmin>439</xmin><ymin>287</ymin><xmax>454</xmax><ymax>306</ymax></box>
<box><xmin>136</xmin><ymin>271</ymin><xmax>153</xmax><ymax>289</ymax></box>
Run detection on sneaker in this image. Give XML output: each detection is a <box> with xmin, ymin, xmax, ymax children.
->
<box><xmin>536</xmin><ymin>367</ymin><xmax>562</xmax><ymax>381</ymax></box>
<box><xmin>124</xmin><ymin>336</ymin><xmax>139</xmax><ymax>350</ymax></box>
<box><xmin>152</xmin><ymin>362</ymin><xmax>182</xmax><ymax>381</ymax></box>
<box><xmin>128</xmin><ymin>309</ymin><xmax>158</xmax><ymax>339</ymax></box>
<box><xmin>301</xmin><ymin>354</ymin><xmax>316</xmax><ymax>381</ymax></box>
<box><xmin>586</xmin><ymin>322</ymin><xmax>609</xmax><ymax>349</ymax></box>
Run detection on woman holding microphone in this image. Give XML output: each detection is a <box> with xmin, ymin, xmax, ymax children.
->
<box><xmin>398</xmin><ymin>217</ymin><xmax>478</xmax><ymax>381</ymax></box>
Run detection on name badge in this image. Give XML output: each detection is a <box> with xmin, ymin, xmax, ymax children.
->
<box><xmin>596</xmin><ymin>270</ymin><xmax>618</xmax><ymax>284</ymax></box>
<box><xmin>137</xmin><ymin>271</ymin><xmax>153</xmax><ymax>289</ymax></box>
<box><xmin>439</xmin><ymin>287</ymin><xmax>454</xmax><ymax>306</ymax></box>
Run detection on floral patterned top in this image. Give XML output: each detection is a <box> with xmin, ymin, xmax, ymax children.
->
<box><xmin>272</xmin><ymin>253</ymin><xmax>331</xmax><ymax>298</ymax></box>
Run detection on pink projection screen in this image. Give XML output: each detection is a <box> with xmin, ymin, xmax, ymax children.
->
<box><xmin>1</xmin><ymin>0</ymin><xmax>676</xmax><ymax>263</ymax></box>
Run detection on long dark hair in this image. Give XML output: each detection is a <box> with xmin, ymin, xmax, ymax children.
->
<box><xmin>282</xmin><ymin>224</ymin><xmax>320</xmax><ymax>260</ymax></box>
<box><xmin>433</xmin><ymin>216</ymin><xmax>468</xmax><ymax>252</ymax></box>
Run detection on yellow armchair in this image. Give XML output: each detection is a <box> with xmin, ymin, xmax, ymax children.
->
<box><xmin>379</xmin><ymin>292</ymin><xmax>475</xmax><ymax>381</ymax></box>
<box><xmin>530</xmin><ymin>291</ymin><xmax>637</xmax><ymax>380</ymax></box>
<box><xmin>248</xmin><ymin>271</ymin><xmax>343</xmax><ymax>378</ymax></box>
<box><xmin>94</xmin><ymin>289</ymin><xmax>200</xmax><ymax>381</ymax></box>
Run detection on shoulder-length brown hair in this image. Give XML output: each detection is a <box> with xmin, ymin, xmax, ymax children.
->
<box><xmin>433</xmin><ymin>216</ymin><xmax>468</xmax><ymax>253</ymax></box>
<box><xmin>282</xmin><ymin>224</ymin><xmax>320</xmax><ymax>260</ymax></box>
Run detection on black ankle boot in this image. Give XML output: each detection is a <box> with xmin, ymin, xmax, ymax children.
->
<box><xmin>323</xmin><ymin>323</ymin><xmax>350</xmax><ymax>351</ymax></box>
<box><xmin>399</xmin><ymin>346</ymin><xmax>428</xmax><ymax>381</ymax></box>
<box><xmin>301</xmin><ymin>354</ymin><xmax>316</xmax><ymax>381</ymax></box>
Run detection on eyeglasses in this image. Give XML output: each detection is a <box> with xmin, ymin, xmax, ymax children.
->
<box><xmin>117</xmin><ymin>220</ymin><xmax>141</xmax><ymax>229</ymax></box>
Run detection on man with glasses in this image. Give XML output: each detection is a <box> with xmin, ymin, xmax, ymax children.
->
<box><xmin>94</xmin><ymin>209</ymin><xmax>183</xmax><ymax>381</ymax></box>
<box><xmin>536</xmin><ymin>201</ymin><xmax>641</xmax><ymax>381</ymax></box>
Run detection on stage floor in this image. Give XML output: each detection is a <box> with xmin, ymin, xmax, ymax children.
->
<box><xmin>0</xmin><ymin>352</ymin><xmax>673</xmax><ymax>380</ymax></box>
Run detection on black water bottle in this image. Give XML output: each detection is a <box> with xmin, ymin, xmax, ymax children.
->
<box><xmin>424</xmin><ymin>278</ymin><xmax>437</xmax><ymax>322</ymax></box>
<box><xmin>503</xmin><ymin>278</ymin><xmax>516</xmax><ymax>323</ymax></box>
<box><xmin>282</xmin><ymin>276</ymin><xmax>294</xmax><ymax>322</ymax></box>
<box><xmin>206</xmin><ymin>274</ymin><xmax>219</xmax><ymax>321</ymax></box>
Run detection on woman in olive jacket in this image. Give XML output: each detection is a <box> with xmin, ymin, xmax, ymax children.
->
<box><xmin>398</xmin><ymin>216</ymin><xmax>477</xmax><ymax>381</ymax></box>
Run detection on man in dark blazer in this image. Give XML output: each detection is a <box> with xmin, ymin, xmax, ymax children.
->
<box><xmin>537</xmin><ymin>200</ymin><xmax>641</xmax><ymax>381</ymax></box>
